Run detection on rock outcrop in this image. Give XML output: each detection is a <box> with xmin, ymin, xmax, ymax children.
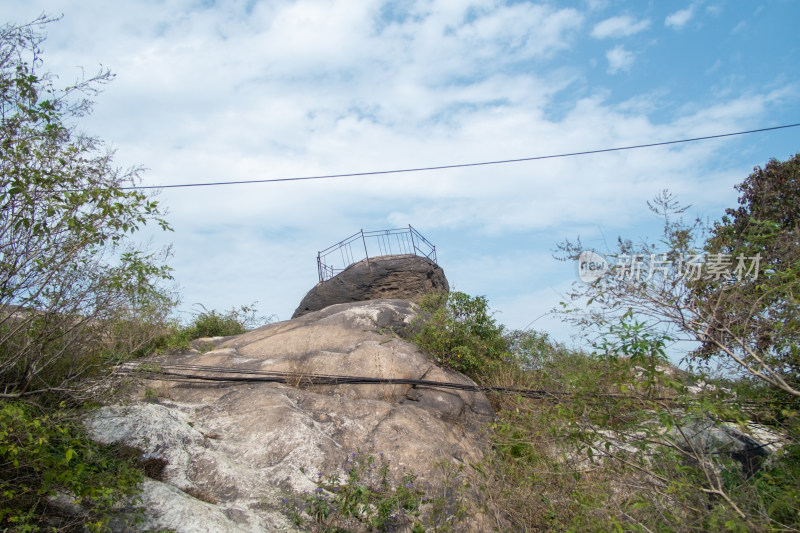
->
<box><xmin>292</xmin><ymin>255</ymin><xmax>448</xmax><ymax>318</ymax></box>
<box><xmin>672</xmin><ymin>419</ymin><xmax>781</xmax><ymax>478</ymax></box>
<box><xmin>87</xmin><ymin>299</ymin><xmax>494</xmax><ymax>532</ymax></box>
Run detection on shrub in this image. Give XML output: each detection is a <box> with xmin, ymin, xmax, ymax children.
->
<box><xmin>282</xmin><ymin>451</ymin><xmax>471</xmax><ymax>532</ymax></box>
<box><xmin>0</xmin><ymin>400</ymin><xmax>143</xmax><ymax>532</ymax></box>
<box><xmin>410</xmin><ymin>291</ymin><xmax>509</xmax><ymax>383</ymax></box>
<box><xmin>282</xmin><ymin>451</ymin><xmax>426</xmax><ymax>532</ymax></box>
<box><xmin>183</xmin><ymin>303</ymin><xmax>270</xmax><ymax>339</ymax></box>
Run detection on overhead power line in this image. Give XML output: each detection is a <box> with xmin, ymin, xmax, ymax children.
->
<box><xmin>118</xmin><ymin>122</ymin><xmax>800</xmax><ymax>191</ymax></box>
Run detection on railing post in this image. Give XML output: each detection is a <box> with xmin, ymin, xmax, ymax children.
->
<box><xmin>317</xmin><ymin>252</ymin><xmax>323</xmax><ymax>282</ymax></box>
<box><xmin>408</xmin><ymin>225</ymin><xmax>416</xmax><ymax>256</ymax></box>
<box><xmin>361</xmin><ymin>229</ymin><xmax>370</xmax><ymax>268</ymax></box>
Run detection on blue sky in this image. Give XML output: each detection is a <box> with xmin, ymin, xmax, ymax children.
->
<box><xmin>6</xmin><ymin>0</ymin><xmax>800</xmax><ymax>350</ymax></box>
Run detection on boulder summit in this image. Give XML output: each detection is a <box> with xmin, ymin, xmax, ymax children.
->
<box><xmin>292</xmin><ymin>255</ymin><xmax>449</xmax><ymax>318</ymax></box>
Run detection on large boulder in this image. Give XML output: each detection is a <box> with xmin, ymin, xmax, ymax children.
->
<box><xmin>87</xmin><ymin>299</ymin><xmax>494</xmax><ymax>532</ymax></box>
<box><xmin>292</xmin><ymin>255</ymin><xmax>448</xmax><ymax>318</ymax></box>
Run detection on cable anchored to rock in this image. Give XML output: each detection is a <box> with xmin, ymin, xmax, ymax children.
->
<box><xmin>115</xmin><ymin>362</ymin><xmax>730</xmax><ymax>404</ymax></box>
<box><xmin>117</xmin><ymin>362</ymin><xmax>566</xmax><ymax>399</ymax></box>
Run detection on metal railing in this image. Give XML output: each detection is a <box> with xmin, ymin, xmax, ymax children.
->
<box><xmin>317</xmin><ymin>225</ymin><xmax>437</xmax><ymax>282</ymax></box>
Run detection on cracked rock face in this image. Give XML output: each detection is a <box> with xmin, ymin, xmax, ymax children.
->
<box><xmin>292</xmin><ymin>255</ymin><xmax>449</xmax><ymax>318</ymax></box>
<box><xmin>86</xmin><ymin>299</ymin><xmax>494</xmax><ymax>532</ymax></box>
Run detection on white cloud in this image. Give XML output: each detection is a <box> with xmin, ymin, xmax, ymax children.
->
<box><xmin>591</xmin><ymin>15</ymin><xmax>650</xmax><ymax>39</ymax></box>
<box><xmin>2</xmin><ymin>0</ymin><xmax>792</xmax><ymax>342</ymax></box>
<box><xmin>665</xmin><ymin>6</ymin><xmax>695</xmax><ymax>29</ymax></box>
<box><xmin>605</xmin><ymin>45</ymin><xmax>635</xmax><ymax>73</ymax></box>
<box><xmin>584</xmin><ymin>0</ymin><xmax>611</xmax><ymax>11</ymax></box>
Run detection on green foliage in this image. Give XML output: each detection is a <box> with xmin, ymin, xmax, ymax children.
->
<box><xmin>282</xmin><ymin>451</ymin><xmax>428</xmax><ymax>532</ymax></box>
<box><xmin>0</xmin><ymin>400</ymin><xmax>143</xmax><ymax>532</ymax></box>
<box><xmin>0</xmin><ymin>18</ymin><xmax>176</xmax><ymax>530</ymax></box>
<box><xmin>502</xmin><ymin>329</ymin><xmax>604</xmax><ymax>394</ymax></box>
<box><xmin>504</xmin><ymin>329</ymin><xmax>563</xmax><ymax>371</ymax></box>
<box><xmin>282</xmin><ymin>451</ymin><xmax>471</xmax><ymax>532</ymax></box>
<box><xmin>480</xmin><ymin>388</ymin><xmax>590</xmax><ymax>531</ymax></box>
<box><xmin>547</xmin><ymin>159</ymin><xmax>800</xmax><ymax>527</ymax></box>
<box><xmin>183</xmin><ymin>303</ymin><xmax>269</xmax><ymax>339</ymax></box>
<box><xmin>462</xmin><ymin>307</ymin><xmax>800</xmax><ymax>532</ymax></box>
<box><xmin>557</xmin><ymin>159</ymin><xmax>800</xmax><ymax>399</ymax></box>
<box><xmin>0</xmin><ymin>17</ymin><xmax>175</xmax><ymax>399</ymax></box>
<box><xmin>127</xmin><ymin>303</ymin><xmax>274</xmax><ymax>357</ymax></box>
<box><xmin>183</xmin><ymin>305</ymin><xmax>245</xmax><ymax>339</ymax></box>
<box><xmin>696</xmin><ymin>154</ymin><xmax>800</xmax><ymax>400</ymax></box>
<box><xmin>751</xmin><ymin>444</ymin><xmax>800</xmax><ymax>526</ymax></box>
<box><xmin>410</xmin><ymin>291</ymin><xmax>509</xmax><ymax>382</ymax></box>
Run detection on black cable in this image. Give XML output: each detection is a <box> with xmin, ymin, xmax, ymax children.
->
<box><xmin>134</xmin><ymin>369</ymin><xmax>563</xmax><ymax>399</ymax></box>
<box><xmin>117</xmin><ymin>363</ymin><xmax>709</xmax><ymax>402</ymax></box>
<box><xmin>117</xmin><ymin>362</ymin><xmax>567</xmax><ymax>398</ymax></box>
<box><xmin>118</xmin><ymin>362</ymin><xmax>799</xmax><ymax>406</ymax></box>
<box><xmin>84</xmin><ymin>122</ymin><xmax>800</xmax><ymax>191</ymax></box>
<box><xmin>120</xmin><ymin>364</ymin><xmax>790</xmax><ymax>455</ymax></box>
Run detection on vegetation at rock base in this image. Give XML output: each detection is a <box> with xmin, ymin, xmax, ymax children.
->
<box><xmin>537</xmin><ymin>157</ymin><xmax>800</xmax><ymax>530</ymax></box>
<box><xmin>0</xmin><ymin>401</ymin><xmax>144</xmax><ymax>532</ymax></box>
<box><xmin>282</xmin><ymin>450</ymin><xmax>472</xmax><ymax>532</ymax></box>
<box><xmin>0</xmin><ymin>16</ymin><xmax>162</xmax><ymax>531</ymax></box>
